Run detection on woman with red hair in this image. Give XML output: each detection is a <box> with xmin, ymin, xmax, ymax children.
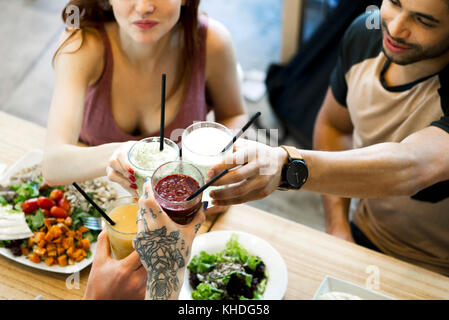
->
<box><xmin>43</xmin><ymin>0</ymin><xmax>247</xmax><ymax>191</ymax></box>
<box><xmin>44</xmin><ymin>0</ymin><xmax>247</xmax><ymax>299</ymax></box>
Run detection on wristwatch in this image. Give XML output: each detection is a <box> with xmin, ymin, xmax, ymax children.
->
<box><xmin>278</xmin><ymin>146</ymin><xmax>309</xmax><ymax>190</ymax></box>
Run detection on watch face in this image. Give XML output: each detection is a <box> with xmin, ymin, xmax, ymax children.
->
<box><xmin>286</xmin><ymin>160</ymin><xmax>308</xmax><ymax>189</ymax></box>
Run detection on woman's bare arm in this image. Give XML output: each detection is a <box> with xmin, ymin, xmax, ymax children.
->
<box><xmin>43</xmin><ymin>30</ymin><xmax>122</xmax><ymax>185</ymax></box>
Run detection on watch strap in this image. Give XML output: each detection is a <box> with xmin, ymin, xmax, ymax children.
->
<box><xmin>280</xmin><ymin>146</ymin><xmax>304</xmax><ymax>160</ymax></box>
<box><xmin>278</xmin><ymin>146</ymin><xmax>306</xmax><ymax>191</ymax></box>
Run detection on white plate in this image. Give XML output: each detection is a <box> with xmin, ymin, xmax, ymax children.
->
<box><xmin>0</xmin><ymin>149</ymin><xmax>127</xmax><ymax>274</ymax></box>
<box><xmin>313</xmin><ymin>276</ymin><xmax>395</xmax><ymax>300</ymax></box>
<box><xmin>179</xmin><ymin>230</ymin><xmax>289</xmax><ymax>300</ymax></box>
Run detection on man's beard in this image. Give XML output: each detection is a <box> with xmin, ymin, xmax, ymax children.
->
<box><xmin>381</xmin><ymin>19</ymin><xmax>449</xmax><ymax>65</ymax></box>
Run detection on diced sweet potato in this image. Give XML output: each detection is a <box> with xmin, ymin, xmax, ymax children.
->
<box><xmin>58</xmin><ymin>223</ymin><xmax>69</xmax><ymax>234</ymax></box>
<box><xmin>66</xmin><ymin>246</ymin><xmax>75</xmax><ymax>258</ymax></box>
<box><xmin>48</xmin><ymin>250</ymin><xmax>57</xmax><ymax>257</ymax></box>
<box><xmin>28</xmin><ymin>254</ymin><xmax>40</xmax><ymax>263</ymax></box>
<box><xmin>27</xmin><ymin>237</ymin><xmax>35</xmax><ymax>248</ymax></box>
<box><xmin>75</xmin><ymin>255</ymin><xmax>84</xmax><ymax>262</ymax></box>
<box><xmin>80</xmin><ymin>238</ymin><xmax>90</xmax><ymax>251</ymax></box>
<box><xmin>21</xmin><ymin>247</ymin><xmax>30</xmax><ymax>256</ymax></box>
<box><xmin>53</xmin><ymin>237</ymin><xmax>62</xmax><ymax>244</ymax></box>
<box><xmin>78</xmin><ymin>226</ymin><xmax>89</xmax><ymax>233</ymax></box>
<box><xmin>34</xmin><ymin>232</ymin><xmax>45</xmax><ymax>243</ymax></box>
<box><xmin>46</xmin><ymin>243</ymin><xmax>56</xmax><ymax>252</ymax></box>
<box><xmin>38</xmin><ymin>240</ymin><xmax>46</xmax><ymax>248</ymax></box>
<box><xmin>44</xmin><ymin>257</ymin><xmax>55</xmax><ymax>266</ymax></box>
<box><xmin>33</xmin><ymin>247</ymin><xmax>46</xmax><ymax>257</ymax></box>
<box><xmin>50</xmin><ymin>225</ymin><xmax>63</xmax><ymax>238</ymax></box>
<box><xmin>64</xmin><ymin>217</ymin><xmax>72</xmax><ymax>226</ymax></box>
<box><xmin>72</xmin><ymin>248</ymin><xmax>85</xmax><ymax>260</ymax></box>
<box><xmin>44</xmin><ymin>232</ymin><xmax>54</xmax><ymax>242</ymax></box>
<box><xmin>74</xmin><ymin>230</ymin><xmax>83</xmax><ymax>241</ymax></box>
<box><xmin>62</xmin><ymin>237</ymin><xmax>74</xmax><ymax>250</ymax></box>
<box><xmin>66</xmin><ymin>230</ymin><xmax>75</xmax><ymax>238</ymax></box>
<box><xmin>44</xmin><ymin>218</ymin><xmax>56</xmax><ymax>228</ymax></box>
<box><xmin>57</xmin><ymin>255</ymin><xmax>68</xmax><ymax>267</ymax></box>
<box><xmin>57</xmin><ymin>246</ymin><xmax>65</xmax><ymax>256</ymax></box>
<box><xmin>56</xmin><ymin>218</ymin><xmax>65</xmax><ymax>224</ymax></box>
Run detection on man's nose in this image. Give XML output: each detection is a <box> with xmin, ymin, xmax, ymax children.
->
<box><xmin>388</xmin><ymin>13</ymin><xmax>410</xmax><ymax>40</ymax></box>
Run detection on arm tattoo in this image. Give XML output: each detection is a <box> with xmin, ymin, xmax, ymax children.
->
<box><xmin>194</xmin><ymin>223</ymin><xmax>201</xmax><ymax>234</ymax></box>
<box><xmin>134</xmin><ymin>226</ymin><xmax>186</xmax><ymax>300</ymax></box>
<box><xmin>137</xmin><ymin>208</ymin><xmax>147</xmax><ymax>221</ymax></box>
<box><xmin>149</xmin><ymin>208</ymin><xmax>158</xmax><ymax>219</ymax></box>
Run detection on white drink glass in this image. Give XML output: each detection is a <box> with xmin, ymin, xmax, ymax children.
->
<box><xmin>128</xmin><ymin>137</ymin><xmax>180</xmax><ymax>195</ymax></box>
<box><xmin>181</xmin><ymin>122</ymin><xmax>233</xmax><ymax>206</ymax></box>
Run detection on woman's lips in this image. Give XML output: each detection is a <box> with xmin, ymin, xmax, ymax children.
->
<box><xmin>133</xmin><ymin>20</ymin><xmax>158</xmax><ymax>30</ymax></box>
<box><xmin>384</xmin><ymin>35</ymin><xmax>411</xmax><ymax>53</ymax></box>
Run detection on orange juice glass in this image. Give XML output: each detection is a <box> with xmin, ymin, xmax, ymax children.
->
<box><xmin>104</xmin><ymin>197</ymin><xmax>138</xmax><ymax>260</ymax></box>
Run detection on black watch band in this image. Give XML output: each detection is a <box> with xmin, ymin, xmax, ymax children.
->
<box><xmin>278</xmin><ymin>146</ymin><xmax>308</xmax><ymax>190</ymax></box>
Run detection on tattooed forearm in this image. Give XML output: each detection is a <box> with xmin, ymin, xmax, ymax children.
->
<box><xmin>194</xmin><ymin>223</ymin><xmax>201</xmax><ymax>234</ymax></box>
<box><xmin>134</xmin><ymin>227</ymin><xmax>186</xmax><ymax>300</ymax></box>
<box><xmin>149</xmin><ymin>208</ymin><xmax>158</xmax><ymax>219</ymax></box>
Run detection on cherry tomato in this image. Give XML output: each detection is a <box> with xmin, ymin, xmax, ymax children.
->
<box><xmin>58</xmin><ymin>198</ymin><xmax>71</xmax><ymax>212</ymax></box>
<box><xmin>50</xmin><ymin>206</ymin><xmax>69</xmax><ymax>219</ymax></box>
<box><xmin>37</xmin><ymin>197</ymin><xmax>56</xmax><ymax>210</ymax></box>
<box><xmin>21</xmin><ymin>198</ymin><xmax>39</xmax><ymax>214</ymax></box>
<box><xmin>42</xmin><ymin>209</ymin><xmax>51</xmax><ymax>217</ymax></box>
<box><xmin>49</xmin><ymin>189</ymin><xmax>64</xmax><ymax>202</ymax></box>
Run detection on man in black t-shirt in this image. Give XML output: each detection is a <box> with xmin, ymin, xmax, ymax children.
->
<box><xmin>208</xmin><ymin>0</ymin><xmax>449</xmax><ymax>275</ymax></box>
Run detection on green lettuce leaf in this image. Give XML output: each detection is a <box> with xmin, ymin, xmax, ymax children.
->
<box><xmin>25</xmin><ymin>209</ymin><xmax>45</xmax><ymax>231</ymax></box>
<box><xmin>191</xmin><ymin>283</ymin><xmax>224</xmax><ymax>300</ymax></box>
<box><xmin>187</xmin><ymin>251</ymin><xmax>218</xmax><ymax>273</ymax></box>
<box><xmin>11</xmin><ymin>182</ymin><xmax>39</xmax><ymax>205</ymax></box>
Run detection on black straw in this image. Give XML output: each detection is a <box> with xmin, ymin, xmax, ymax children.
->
<box><xmin>72</xmin><ymin>182</ymin><xmax>116</xmax><ymax>226</ymax></box>
<box><xmin>160</xmin><ymin>74</ymin><xmax>166</xmax><ymax>151</ymax></box>
<box><xmin>186</xmin><ymin>169</ymin><xmax>229</xmax><ymax>201</ymax></box>
<box><xmin>221</xmin><ymin>112</ymin><xmax>261</xmax><ymax>153</ymax></box>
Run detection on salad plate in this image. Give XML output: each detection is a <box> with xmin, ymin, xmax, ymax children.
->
<box><xmin>0</xmin><ymin>149</ymin><xmax>127</xmax><ymax>274</ymax></box>
<box><xmin>0</xmin><ymin>241</ymin><xmax>98</xmax><ymax>275</ymax></box>
<box><xmin>179</xmin><ymin>230</ymin><xmax>288</xmax><ymax>300</ymax></box>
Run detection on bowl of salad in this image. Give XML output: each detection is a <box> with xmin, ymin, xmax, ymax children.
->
<box><xmin>179</xmin><ymin>231</ymin><xmax>288</xmax><ymax>300</ymax></box>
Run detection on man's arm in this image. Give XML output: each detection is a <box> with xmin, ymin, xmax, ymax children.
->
<box><xmin>299</xmin><ymin>124</ymin><xmax>449</xmax><ymax>198</ymax></box>
<box><xmin>313</xmin><ymin>88</ymin><xmax>354</xmax><ymax>242</ymax></box>
<box><xmin>208</xmin><ymin>122</ymin><xmax>449</xmax><ymax>204</ymax></box>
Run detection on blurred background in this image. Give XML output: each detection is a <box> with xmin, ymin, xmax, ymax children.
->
<box><xmin>0</xmin><ymin>0</ymin><xmax>377</xmax><ymax>231</ymax></box>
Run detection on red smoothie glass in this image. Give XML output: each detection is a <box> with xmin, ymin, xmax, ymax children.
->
<box><xmin>152</xmin><ymin>161</ymin><xmax>204</xmax><ymax>225</ymax></box>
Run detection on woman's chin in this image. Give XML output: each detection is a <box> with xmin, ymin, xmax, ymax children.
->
<box><xmin>131</xmin><ymin>34</ymin><xmax>158</xmax><ymax>45</ymax></box>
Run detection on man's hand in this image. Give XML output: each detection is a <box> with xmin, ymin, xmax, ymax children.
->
<box><xmin>83</xmin><ymin>230</ymin><xmax>147</xmax><ymax>300</ymax></box>
<box><xmin>208</xmin><ymin>139</ymin><xmax>288</xmax><ymax>206</ymax></box>
<box><xmin>133</xmin><ymin>181</ymin><xmax>206</xmax><ymax>300</ymax></box>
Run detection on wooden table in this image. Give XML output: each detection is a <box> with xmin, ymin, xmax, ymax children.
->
<box><xmin>1</xmin><ymin>111</ymin><xmax>449</xmax><ymax>300</ymax></box>
<box><xmin>0</xmin><ymin>111</ymin><xmax>216</xmax><ymax>300</ymax></box>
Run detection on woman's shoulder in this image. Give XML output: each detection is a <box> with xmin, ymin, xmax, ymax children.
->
<box><xmin>204</xmin><ymin>16</ymin><xmax>234</xmax><ymax>59</ymax></box>
<box><xmin>53</xmin><ymin>26</ymin><xmax>105</xmax><ymax>84</ymax></box>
